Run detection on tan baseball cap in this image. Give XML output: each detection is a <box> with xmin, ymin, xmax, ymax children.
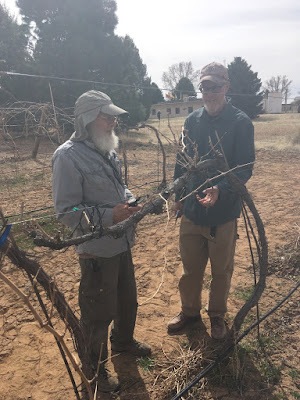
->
<box><xmin>71</xmin><ymin>90</ymin><xmax>128</xmax><ymax>141</ymax></box>
<box><xmin>200</xmin><ymin>62</ymin><xmax>229</xmax><ymax>85</ymax></box>
<box><xmin>75</xmin><ymin>90</ymin><xmax>128</xmax><ymax>118</ymax></box>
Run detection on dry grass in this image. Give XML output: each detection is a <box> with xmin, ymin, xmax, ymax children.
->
<box><xmin>146</xmin><ymin>113</ymin><xmax>300</xmax><ymax>152</ymax></box>
<box><xmin>1</xmin><ymin>111</ymin><xmax>299</xmax><ymax>400</ymax></box>
<box><xmin>143</xmin><ymin>112</ymin><xmax>300</xmax><ymax>399</ymax></box>
<box><xmin>151</xmin><ymin>340</ymin><xmax>213</xmax><ymax>399</ymax></box>
<box><xmin>254</xmin><ymin>114</ymin><xmax>300</xmax><ymax>151</ymax></box>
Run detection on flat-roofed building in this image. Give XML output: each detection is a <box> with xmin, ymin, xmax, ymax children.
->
<box><xmin>150</xmin><ymin>97</ymin><xmax>203</xmax><ymax>119</ymax></box>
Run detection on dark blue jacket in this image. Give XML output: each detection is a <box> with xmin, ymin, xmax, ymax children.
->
<box><xmin>174</xmin><ymin>103</ymin><xmax>255</xmax><ymax>226</ymax></box>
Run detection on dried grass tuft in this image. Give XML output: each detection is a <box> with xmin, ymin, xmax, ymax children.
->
<box><xmin>151</xmin><ymin>340</ymin><xmax>213</xmax><ymax>399</ymax></box>
<box><xmin>269</xmin><ymin>228</ymin><xmax>300</xmax><ymax>280</ymax></box>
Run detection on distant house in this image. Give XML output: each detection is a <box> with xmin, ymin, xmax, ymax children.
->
<box><xmin>282</xmin><ymin>103</ymin><xmax>298</xmax><ymax>113</ymax></box>
<box><xmin>262</xmin><ymin>92</ymin><xmax>282</xmax><ymax>113</ymax></box>
<box><xmin>281</xmin><ymin>96</ymin><xmax>300</xmax><ymax>113</ymax></box>
<box><xmin>150</xmin><ymin>97</ymin><xmax>203</xmax><ymax>119</ymax></box>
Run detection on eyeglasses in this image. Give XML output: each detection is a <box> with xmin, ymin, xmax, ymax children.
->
<box><xmin>199</xmin><ymin>85</ymin><xmax>224</xmax><ymax>94</ymax></box>
<box><xmin>98</xmin><ymin>114</ymin><xmax>118</xmax><ymax>123</ymax></box>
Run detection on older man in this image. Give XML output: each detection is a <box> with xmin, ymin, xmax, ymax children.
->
<box><xmin>52</xmin><ymin>90</ymin><xmax>150</xmax><ymax>393</ymax></box>
<box><xmin>168</xmin><ymin>63</ymin><xmax>255</xmax><ymax>340</ymax></box>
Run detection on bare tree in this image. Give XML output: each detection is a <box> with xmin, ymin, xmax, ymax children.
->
<box><xmin>162</xmin><ymin>61</ymin><xmax>200</xmax><ymax>90</ymax></box>
<box><xmin>264</xmin><ymin>75</ymin><xmax>292</xmax><ymax>104</ymax></box>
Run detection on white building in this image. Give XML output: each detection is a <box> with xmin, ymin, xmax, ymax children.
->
<box><xmin>262</xmin><ymin>92</ymin><xmax>282</xmax><ymax>113</ymax></box>
<box><xmin>150</xmin><ymin>97</ymin><xmax>203</xmax><ymax>119</ymax></box>
<box><xmin>150</xmin><ymin>91</ymin><xmax>283</xmax><ymax>118</ymax></box>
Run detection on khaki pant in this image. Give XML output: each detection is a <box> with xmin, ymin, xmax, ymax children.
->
<box><xmin>79</xmin><ymin>250</ymin><xmax>137</xmax><ymax>367</ymax></box>
<box><xmin>179</xmin><ymin>215</ymin><xmax>237</xmax><ymax>318</ymax></box>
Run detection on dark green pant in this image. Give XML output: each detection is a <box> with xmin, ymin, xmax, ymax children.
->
<box><xmin>79</xmin><ymin>250</ymin><xmax>137</xmax><ymax>367</ymax></box>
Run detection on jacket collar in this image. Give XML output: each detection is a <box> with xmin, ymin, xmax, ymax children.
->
<box><xmin>199</xmin><ymin>102</ymin><xmax>235</xmax><ymax>121</ymax></box>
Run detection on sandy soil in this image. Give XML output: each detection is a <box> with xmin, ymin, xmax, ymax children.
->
<box><xmin>0</xmin><ymin>129</ymin><xmax>299</xmax><ymax>400</ymax></box>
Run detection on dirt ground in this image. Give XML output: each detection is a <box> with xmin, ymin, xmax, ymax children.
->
<box><xmin>0</xmin><ymin>115</ymin><xmax>299</xmax><ymax>400</ymax></box>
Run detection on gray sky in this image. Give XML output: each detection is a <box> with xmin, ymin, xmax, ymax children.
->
<box><xmin>2</xmin><ymin>0</ymin><xmax>300</xmax><ymax>100</ymax></box>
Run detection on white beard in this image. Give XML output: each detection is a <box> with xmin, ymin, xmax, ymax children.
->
<box><xmin>90</xmin><ymin>129</ymin><xmax>119</xmax><ymax>153</ymax></box>
<box><xmin>204</xmin><ymin>101</ymin><xmax>224</xmax><ymax>116</ymax></box>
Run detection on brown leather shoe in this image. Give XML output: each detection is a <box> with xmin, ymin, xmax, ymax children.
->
<box><xmin>167</xmin><ymin>311</ymin><xmax>202</xmax><ymax>333</ymax></box>
<box><xmin>210</xmin><ymin>317</ymin><xmax>227</xmax><ymax>340</ymax></box>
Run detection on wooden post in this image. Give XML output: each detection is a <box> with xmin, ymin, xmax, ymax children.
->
<box><xmin>32</xmin><ymin>108</ymin><xmax>46</xmax><ymax>160</ymax></box>
<box><xmin>49</xmin><ymin>83</ymin><xmax>61</xmax><ymax>144</ymax></box>
<box><xmin>119</xmin><ymin>139</ymin><xmax>128</xmax><ymax>186</ymax></box>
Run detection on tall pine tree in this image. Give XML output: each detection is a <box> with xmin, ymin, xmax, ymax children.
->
<box><xmin>227</xmin><ymin>57</ymin><xmax>263</xmax><ymax>119</ymax></box>
<box><xmin>14</xmin><ymin>0</ymin><xmax>152</xmax><ymax>123</ymax></box>
<box><xmin>141</xmin><ymin>80</ymin><xmax>164</xmax><ymax>119</ymax></box>
<box><xmin>0</xmin><ymin>4</ymin><xmax>31</xmax><ymax>103</ymax></box>
<box><xmin>174</xmin><ymin>77</ymin><xmax>196</xmax><ymax>100</ymax></box>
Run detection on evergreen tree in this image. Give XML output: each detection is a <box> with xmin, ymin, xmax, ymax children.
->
<box><xmin>227</xmin><ymin>57</ymin><xmax>263</xmax><ymax>119</ymax></box>
<box><xmin>174</xmin><ymin>77</ymin><xmax>196</xmax><ymax>100</ymax></box>
<box><xmin>0</xmin><ymin>4</ymin><xmax>31</xmax><ymax>103</ymax></box>
<box><xmin>140</xmin><ymin>80</ymin><xmax>164</xmax><ymax>119</ymax></box>
<box><xmin>16</xmin><ymin>0</ymin><xmax>119</xmax><ymax>105</ymax></box>
<box><xmin>149</xmin><ymin>82</ymin><xmax>164</xmax><ymax>104</ymax></box>
<box><xmin>100</xmin><ymin>35</ymin><xmax>149</xmax><ymax>124</ymax></box>
<box><xmin>15</xmin><ymin>0</ymin><xmax>151</xmax><ymax>124</ymax></box>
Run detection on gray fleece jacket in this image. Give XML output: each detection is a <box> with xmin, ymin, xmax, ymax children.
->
<box><xmin>52</xmin><ymin>92</ymin><xmax>135</xmax><ymax>258</ymax></box>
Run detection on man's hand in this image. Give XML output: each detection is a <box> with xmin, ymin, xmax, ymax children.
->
<box><xmin>113</xmin><ymin>203</ymin><xmax>141</xmax><ymax>224</ymax></box>
<box><xmin>196</xmin><ymin>186</ymin><xmax>219</xmax><ymax>208</ymax></box>
<box><xmin>173</xmin><ymin>201</ymin><xmax>183</xmax><ymax>217</ymax></box>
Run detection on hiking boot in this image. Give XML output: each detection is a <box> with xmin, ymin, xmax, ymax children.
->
<box><xmin>111</xmin><ymin>339</ymin><xmax>151</xmax><ymax>357</ymax></box>
<box><xmin>167</xmin><ymin>311</ymin><xmax>202</xmax><ymax>333</ymax></box>
<box><xmin>210</xmin><ymin>316</ymin><xmax>227</xmax><ymax>340</ymax></box>
<box><xmin>97</xmin><ymin>366</ymin><xmax>120</xmax><ymax>393</ymax></box>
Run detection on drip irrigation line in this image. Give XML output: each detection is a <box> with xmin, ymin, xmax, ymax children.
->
<box><xmin>171</xmin><ymin>282</ymin><xmax>300</xmax><ymax>400</ymax></box>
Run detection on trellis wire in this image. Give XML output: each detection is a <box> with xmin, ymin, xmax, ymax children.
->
<box><xmin>0</xmin><ymin>70</ymin><xmax>296</xmax><ymax>100</ymax></box>
<box><xmin>1</xmin><ymin>191</ymin><xmax>154</xmax><ymax>228</ymax></box>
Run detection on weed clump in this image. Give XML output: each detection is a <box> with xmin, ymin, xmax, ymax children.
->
<box><xmin>291</xmin><ymin>131</ymin><xmax>300</xmax><ymax>145</ymax></box>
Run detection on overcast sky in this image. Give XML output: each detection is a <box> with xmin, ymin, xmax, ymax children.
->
<box><xmin>2</xmin><ymin>0</ymin><xmax>300</xmax><ymax>100</ymax></box>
